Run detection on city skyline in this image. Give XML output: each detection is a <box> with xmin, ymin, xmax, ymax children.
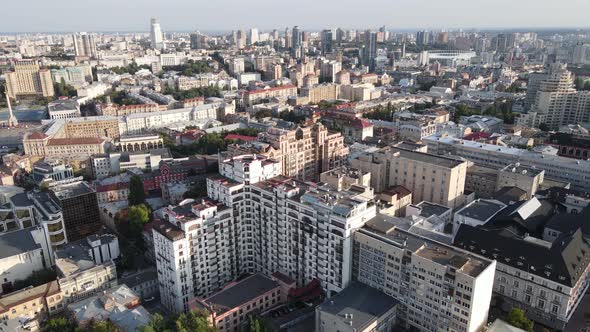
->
<box><xmin>1</xmin><ymin>0</ymin><xmax>590</xmax><ymax>33</ymax></box>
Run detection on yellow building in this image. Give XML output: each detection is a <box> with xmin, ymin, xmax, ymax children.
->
<box><xmin>5</xmin><ymin>60</ymin><xmax>54</xmax><ymax>99</ymax></box>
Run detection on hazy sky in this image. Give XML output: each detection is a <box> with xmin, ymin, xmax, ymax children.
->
<box><xmin>1</xmin><ymin>0</ymin><xmax>589</xmax><ymax>33</ymax></box>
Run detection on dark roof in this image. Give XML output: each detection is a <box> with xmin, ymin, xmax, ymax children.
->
<box><xmin>0</xmin><ymin>228</ymin><xmax>41</xmax><ymax>260</ymax></box>
<box><xmin>9</xmin><ymin>193</ymin><xmax>32</xmax><ymax>207</ymax></box>
<box><xmin>494</xmin><ymin>186</ymin><xmax>527</xmax><ymax>205</ymax></box>
<box><xmin>317</xmin><ymin>282</ymin><xmax>398</xmax><ymax>331</ymax></box>
<box><xmin>454</xmin><ymin>225</ymin><xmax>590</xmax><ymax>287</ymax></box>
<box><xmin>483</xmin><ymin>199</ymin><xmax>555</xmax><ymax>237</ymax></box>
<box><xmin>456</xmin><ymin>199</ymin><xmax>506</xmax><ymax>222</ymax></box>
<box><xmin>204</xmin><ymin>273</ymin><xmax>280</xmax><ymax>315</ymax></box>
<box><xmin>545</xmin><ymin>206</ymin><xmax>590</xmax><ymax>237</ymax></box>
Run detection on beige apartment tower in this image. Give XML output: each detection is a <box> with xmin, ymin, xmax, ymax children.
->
<box><xmin>5</xmin><ymin>60</ymin><xmax>54</xmax><ymax>100</ymax></box>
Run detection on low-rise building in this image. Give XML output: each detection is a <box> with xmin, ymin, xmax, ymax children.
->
<box><xmin>47</xmin><ymin>100</ymin><xmax>81</xmax><ymax>120</ymax></box>
<box><xmin>316</xmin><ymin>282</ymin><xmax>398</xmax><ymax>332</ymax></box>
<box><xmin>68</xmin><ymin>285</ymin><xmax>150</xmax><ymax>332</ymax></box>
<box><xmin>192</xmin><ymin>273</ymin><xmax>293</xmax><ymax>332</ymax></box>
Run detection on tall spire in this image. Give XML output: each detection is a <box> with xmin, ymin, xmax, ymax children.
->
<box><xmin>5</xmin><ymin>94</ymin><xmax>18</xmax><ymax>127</ymax></box>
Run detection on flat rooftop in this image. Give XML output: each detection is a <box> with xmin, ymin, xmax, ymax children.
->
<box><xmin>456</xmin><ymin>199</ymin><xmax>506</xmax><ymax>222</ymax></box>
<box><xmin>317</xmin><ymin>282</ymin><xmax>398</xmax><ymax>331</ymax></box>
<box><xmin>362</xmin><ymin>219</ymin><xmax>492</xmax><ymax>277</ymax></box>
<box><xmin>203</xmin><ymin>273</ymin><xmax>280</xmax><ymax>316</ymax></box>
<box><xmin>0</xmin><ymin>228</ymin><xmax>41</xmax><ymax>260</ymax></box>
<box><xmin>414</xmin><ymin>201</ymin><xmax>451</xmax><ymax>218</ymax></box>
<box><xmin>51</xmin><ymin>181</ymin><xmax>94</xmax><ymax>200</ymax></box>
<box><xmin>389</xmin><ymin>146</ymin><xmax>465</xmax><ymax>169</ymax></box>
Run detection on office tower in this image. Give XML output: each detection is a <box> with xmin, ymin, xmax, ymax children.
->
<box><xmin>49</xmin><ymin>181</ymin><xmax>102</xmax><ymax>241</ymax></box>
<box><xmin>190</xmin><ymin>31</ymin><xmax>202</xmax><ymax>49</ymax></box>
<box><xmin>354</xmin><ymin>218</ymin><xmax>496</xmax><ymax>332</ymax></box>
<box><xmin>416</xmin><ymin>30</ymin><xmax>429</xmax><ymax>45</ymax></box>
<box><xmin>351</xmin><ymin>146</ymin><xmax>468</xmax><ymax>209</ymax></box>
<box><xmin>72</xmin><ymin>32</ymin><xmax>97</xmax><ymax>59</ymax></box>
<box><xmin>150</xmin><ymin>17</ymin><xmax>164</xmax><ymax>50</ymax></box>
<box><xmin>362</xmin><ymin>30</ymin><xmax>377</xmax><ymax>70</ymax></box>
<box><xmin>321</xmin><ymin>29</ymin><xmax>333</xmax><ymax>54</ymax></box>
<box><xmin>153</xmin><ymin>154</ymin><xmax>376</xmax><ymax>312</ymax></box>
<box><xmin>4</xmin><ymin>59</ymin><xmax>54</xmax><ymax>100</ymax></box>
<box><xmin>248</xmin><ymin>27</ymin><xmax>259</xmax><ymax>45</ymax></box>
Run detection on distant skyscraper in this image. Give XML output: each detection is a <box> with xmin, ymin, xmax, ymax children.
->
<box><xmin>190</xmin><ymin>32</ymin><xmax>203</xmax><ymax>50</ymax></box>
<box><xmin>150</xmin><ymin>17</ymin><xmax>164</xmax><ymax>50</ymax></box>
<box><xmin>292</xmin><ymin>26</ymin><xmax>302</xmax><ymax>50</ymax></box>
<box><xmin>236</xmin><ymin>29</ymin><xmax>246</xmax><ymax>50</ymax></box>
<box><xmin>416</xmin><ymin>30</ymin><xmax>429</xmax><ymax>45</ymax></box>
<box><xmin>362</xmin><ymin>30</ymin><xmax>377</xmax><ymax>70</ymax></box>
<box><xmin>248</xmin><ymin>28</ymin><xmax>259</xmax><ymax>45</ymax></box>
<box><xmin>321</xmin><ymin>29</ymin><xmax>333</xmax><ymax>54</ymax></box>
<box><xmin>336</xmin><ymin>28</ymin><xmax>345</xmax><ymax>46</ymax></box>
<box><xmin>72</xmin><ymin>32</ymin><xmax>97</xmax><ymax>59</ymax></box>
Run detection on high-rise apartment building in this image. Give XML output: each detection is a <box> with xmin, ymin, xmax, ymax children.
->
<box><xmin>150</xmin><ymin>17</ymin><xmax>164</xmax><ymax>50</ymax></box>
<box><xmin>351</xmin><ymin>147</ymin><xmax>468</xmax><ymax>209</ymax></box>
<box><xmin>354</xmin><ymin>217</ymin><xmax>496</xmax><ymax>332</ymax></box>
<box><xmin>72</xmin><ymin>32</ymin><xmax>97</xmax><ymax>59</ymax></box>
<box><xmin>526</xmin><ymin>63</ymin><xmax>590</xmax><ymax>129</ymax></box>
<box><xmin>248</xmin><ymin>28</ymin><xmax>259</xmax><ymax>45</ymax></box>
<box><xmin>256</xmin><ymin>123</ymin><xmax>349</xmax><ymax>181</ymax></box>
<box><xmin>153</xmin><ymin>154</ymin><xmax>377</xmax><ymax>313</ymax></box>
<box><xmin>190</xmin><ymin>32</ymin><xmax>203</xmax><ymax>49</ymax></box>
<box><xmin>4</xmin><ymin>60</ymin><xmax>54</xmax><ymax>100</ymax></box>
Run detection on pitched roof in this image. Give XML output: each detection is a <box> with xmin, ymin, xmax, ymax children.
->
<box><xmin>454</xmin><ymin>225</ymin><xmax>590</xmax><ymax>287</ymax></box>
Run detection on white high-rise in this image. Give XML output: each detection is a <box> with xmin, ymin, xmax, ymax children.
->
<box><xmin>152</xmin><ymin>154</ymin><xmax>377</xmax><ymax>313</ymax></box>
<box><xmin>249</xmin><ymin>28</ymin><xmax>259</xmax><ymax>45</ymax></box>
<box><xmin>150</xmin><ymin>17</ymin><xmax>164</xmax><ymax>50</ymax></box>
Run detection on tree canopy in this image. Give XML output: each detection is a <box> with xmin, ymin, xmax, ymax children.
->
<box><xmin>128</xmin><ymin>175</ymin><xmax>146</xmax><ymax>206</ymax></box>
<box><xmin>505</xmin><ymin>308</ymin><xmax>534</xmax><ymax>332</ymax></box>
<box><xmin>137</xmin><ymin>311</ymin><xmax>216</xmax><ymax>332</ymax></box>
<box><xmin>54</xmin><ymin>78</ymin><xmax>77</xmax><ymax>98</ymax></box>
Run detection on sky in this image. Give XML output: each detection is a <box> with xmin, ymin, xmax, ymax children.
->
<box><xmin>1</xmin><ymin>0</ymin><xmax>589</xmax><ymax>33</ymax></box>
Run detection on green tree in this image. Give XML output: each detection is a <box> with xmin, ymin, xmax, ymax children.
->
<box><xmin>86</xmin><ymin>320</ymin><xmax>121</xmax><ymax>332</ymax></box>
<box><xmin>128</xmin><ymin>175</ymin><xmax>146</xmax><ymax>206</ymax></box>
<box><xmin>254</xmin><ymin>109</ymin><xmax>273</xmax><ymax>119</ymax></box>
<box><xmin>43</xmin><ymin>317</ymin><xmax>74</xmax><ymax>332</ymax></box>
<box><xmin>54</xmin><ymin>78</ymin><xmax>77</xmax><ymax>98</ymax></box>
<box><xmin>506</xmin><ymin>308</ymin><xmax>533</xmax><ymax>332</ymax></box>
<box><xmin>128</xmin><ymin>204</ymin><xmax>150</xmax><ymax>236</ymax></box>
<box><xmin>175</xmin><ymin>310</ymin><xmax>216</xmax><ymax>332</ymax></box>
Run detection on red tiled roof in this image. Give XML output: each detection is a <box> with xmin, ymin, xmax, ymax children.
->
<box><xmin>27</xmin><ymin>132</ymin><xmax>48</xmax><ymax>140</ymax></box>
<box><xmin>224</xmin><ymin>134</ymin><xmax>256</xmax><ymax>142</ymax></box>
<box><xmin>463</xmin><ymin>132</ymin><xmax>492</xmax><ymax>141</ymax></box>
<box><xmin>47</xmin><ymin>137</ymin><xmax>104</xmax><ymax>145</ymax></box>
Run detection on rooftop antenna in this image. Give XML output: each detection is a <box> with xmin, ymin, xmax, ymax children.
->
<box><xmin>5</xmin><ymin>94</ymin><xmax>18</xmax><ymax>127</ymax></box>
